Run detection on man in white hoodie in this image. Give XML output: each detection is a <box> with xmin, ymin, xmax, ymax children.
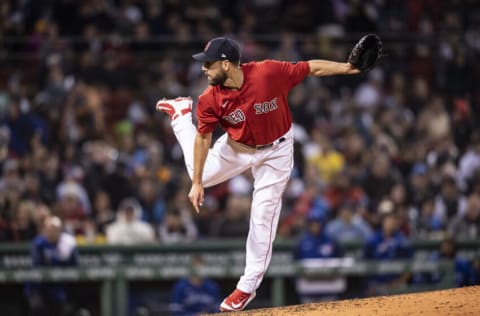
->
<box><xmin>106</xmin><ymin>197</ymin><xmax>155</xmax><ymax>244</ymax></box>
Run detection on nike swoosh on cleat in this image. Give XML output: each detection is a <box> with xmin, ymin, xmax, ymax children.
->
<box><xmin>231</xmin><ymin>297</ymin><xmax>249</xmax><ymax>309</ymax></box>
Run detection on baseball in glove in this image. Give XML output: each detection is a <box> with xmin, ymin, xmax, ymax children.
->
<box><xmin>348</xmin><ymin>34</ymin><xmax>383</xmax><ymax>73</ymax></box>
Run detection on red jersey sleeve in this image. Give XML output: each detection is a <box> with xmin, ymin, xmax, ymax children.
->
<box><xmin>262</xmin><ymin>60</ymin><xmax>310</xmax><ymax>90</ymax></box>
<box><xmin>196</xmin><ymin>89</ymin><xmax>219</xmax><ymax>135</ymax></box>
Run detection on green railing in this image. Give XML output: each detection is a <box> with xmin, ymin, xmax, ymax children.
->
<box><xmin>0</xmin><ymin>238</ymin><xmax>476</xmax><ymax>316</ymax></box>
<box><xmin>1</xmin><ymin>239</ymin><xmax>479</xmax><ymax>269</ymax></box>
<box><xmin>0</xmin><ymin>259</ymin><xmax>455</xmax><ymax>316</ymax></box>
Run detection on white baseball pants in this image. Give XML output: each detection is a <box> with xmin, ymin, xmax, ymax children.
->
<box><xmin>172</xmin><ymin>114</ymin><xmax>294</xmax><ymax>293</ymax></box>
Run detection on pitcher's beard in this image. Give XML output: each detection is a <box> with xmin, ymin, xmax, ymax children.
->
<box><xmin>209</xmin><ymin>71</ymin><xmax>228</xmax><ymax>86</ymax></box>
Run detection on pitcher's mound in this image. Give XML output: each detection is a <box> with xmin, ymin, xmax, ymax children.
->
<box><xmin>234</xmin><ymin>286</ymin><xmax>480</xmax><ymax>315</ymax></box>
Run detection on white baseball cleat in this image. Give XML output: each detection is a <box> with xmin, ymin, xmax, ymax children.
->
<box><xmin>156</xmin><ymin>97</ymin><xmax>192</xmax><ymax>120</ymax></box>
<box><xmin>220</xmin><ymin>289</ymin><xmax>256</xmax><ymax>312</ymax></box>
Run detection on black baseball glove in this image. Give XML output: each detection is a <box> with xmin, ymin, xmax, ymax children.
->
<box><xmin>348</xmin><ymin>34</ymin><xmax>383</xmax><ymax>73</ymax></box>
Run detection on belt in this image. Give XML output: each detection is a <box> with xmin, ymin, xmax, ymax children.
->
<box><xmin>253</xmin><ymin>137</ymin><xmax>286</xmax><ymax>150</ymax></box>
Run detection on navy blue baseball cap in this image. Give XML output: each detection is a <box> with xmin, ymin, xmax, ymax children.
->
<box><xmin>192</xmin><ymin>37</ymin><xmax>240</xmax><ymax>63</ymax></box>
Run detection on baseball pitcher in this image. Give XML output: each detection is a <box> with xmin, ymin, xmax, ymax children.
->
<box><xmin>157</xmin><ymin>35</ymin><xmax>382</xmax><ymax>311</ymax></box>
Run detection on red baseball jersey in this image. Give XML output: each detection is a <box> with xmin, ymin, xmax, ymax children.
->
<box><xmin>196</xmin><ymin>60</ymin><xmax>310</xmax><ymax>146</ymax></box>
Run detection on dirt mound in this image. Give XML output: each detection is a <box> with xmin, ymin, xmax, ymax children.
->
<box><xmin>232</xmin><ymin>286</ymin><xmax>480</xmax><ymax>315</ymax></box>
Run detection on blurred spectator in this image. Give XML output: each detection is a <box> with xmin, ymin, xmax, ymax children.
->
<box><xmin>0</xmin><ymin>126</ymin><xmax>9</xmax><ymax>161</ymax></box>
<box><xmin>410</xmin><ymin>196</ymin><xmax>445</xmax><ymax>240</ymax></box>
<box><xmin>407</xmin><ymin>162</ymin><xmax>434</xmax><ymax>208</ymax></box>
<box><xmin>364</xmin><ymin>213</ymin><xmax>413</xmax><ymax>295</ymax></box>
<box><xmin>158</xmin><ymin>208</ymin><xmax>198</xmax><ymax>243</ymax></box>
<box><xmin>157</xmin><ymin>186</ymin><xmax>198</xmax><ymax>243</ymax></box>
<box><xmin>136</xmin><ymin>177</ymin><xmax>166</xmax><ymax>225</ymax></box>
<box><xmin>388</xmin><ymin>183</ymin><xmax>415</xmax><ymax>232</ymax></box>
<box><xmin>470</xmin><ymin>256</ymin><xmax>480</xmax><ymax>285</ymax></box>
<box><xmin>106</xmin><ymin>197</ymin><xmax>155</xmax><ymax>244</ymax></box>
<box><xmin>25</xmin><ymin>216</ymin><xmax>78</xmax><ymax>316</ymax></box>
<box><xmin>451</xmin><ymin>98</ymin><xmax>475</xmax><ymax>154</ymax></box>
<box><xmin>294</xmin><ymin>209</ymin><xmax>345</xmax><ymax>302</ymax></box>
<box><xmin>457</xmin><ymin>133</ymin><xmax>480</xmax><ymax>191</ymax></box>
<box><xmin>0</xmin><ymin>158</ymin><xmax>23</xmax><ymax>192</ymax></box>
<box><xmin>444</xmin><ymin>49</ymin><xmax>474</xmax><ymax>98</ymax></box>
<box><xmin>353</xmin><ymin>69</ymin><xmax>383</xmax><ymax>110</ymax></box>
<box><xmin>0</xmin><ymin>186</ymin><xmax>24</xmax><ymax>236</ymax></box>
<box><xmin>57</xmin><ymin>171</ymin><xmax>91</xmax><ymax>214</ymax></box>
<box><xmin>1</xmin><ymin>97</ymin><xmax>47</xmax><ymax>157</ymax></box>
<box><xmin>413</xmin><ymin>236</ymin><xmax>473</xmax><ymax>287</ymax></box>
<box><xmin>8</xmin><ymin>200</ymin><xmax>37</xmax><ymax>241</ymax></box>
<box><xmin>62</xmin><ymin>80</ymin><xmax>105</xmax><ymax>141</ymax></box>
<box><xmin>344</xmin><ymin>0</ymin><xmax>377</xmax><ymax>33</ymax></box>
<box><xmin>325</xmin><ymin>203</ymin><xmax>373</xmax><ymax>243</ymax></box>
<box><xmin>209</xmin><ymin>194</ymin><xmax>250</xmax><ymax>238</ymax></box>
<box><xmin>305</xmin><ymin>127</ymin><xmax>345</xmax><ymax>186</ymax></box>
<box><xmin>416</xmin><ymin>96</ymin><xmax>451</xmax><ymax>146</ymax></box>
<box><xmin>55</xmin><ymin>181</ymin><xmax>88</xmax><ymax>235</ymax></box>
<box><xmin>362</xmin><ymin>153</ymin><xmax>400</xmax><ymax>208</ymax></box>
<box><xmin>448</xmin><ymin>193</ymin><xmax>480</xmax><ymax>239</ymax></box>
<box><xmin>37</xmin><ymin>152</ymin><xmax>62</xmax><ymax>204</ymax></box>
<box><xmin>169</xmin><ymin>255</ymin><xmax>221</xmax><ymax>316</ymax></box>
<box><xmin>32</xmin><ymin>204</ymin><xmax>52</xmax><ymax>234</ymax></box>
<box><xmin>92</xmin><ymin>190</ymin><xmax>115</xmax><ymax>234</ymax></box>
<box><xmin>434</xmin><ymin>176</ymin><xmax>467</xmax><ymax>222</ymax></box>
<box><xmin>102</xmin><ymin>158</ymin><xmax>134</xmax><ymax>210</ymax></box>
<box><xmin>0</xmin><ymin>192</ymin><xmax>10</xmax><ymax>241</ymax></box>
<box><xmin>76</xmin><ymin>218</ymin><xmax>106</xmax><ymax>245</ymax></box>
<box><xmin>323</xmin><ymin>171</ymin><xmax>366</xmax><ymax>211</ymax></box>
<box><xmin>378</xmin><ymin>0</ymin><xmax>408</xmax><ymax>32</ymax></box>
<box><xmin>22</xmin><ymin>172</ymin><xmax>45</xmax><ymax>203</ymax></box>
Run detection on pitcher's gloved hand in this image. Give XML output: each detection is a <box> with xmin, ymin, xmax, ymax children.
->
<box><xmin>348</xmin><ymin>34</ymin><xmax>383</xmax><ymax>73</ymax></box>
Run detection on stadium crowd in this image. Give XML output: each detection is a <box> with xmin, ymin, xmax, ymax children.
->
<box><xmin>0</xmin><ymin>0</ymin><xmax>480</xmax><ymax>276</ymax></box>
<box><xmin>1</xmin><ymin>0</ymin><xmax>480</xmax><ymax>314</ymax></box>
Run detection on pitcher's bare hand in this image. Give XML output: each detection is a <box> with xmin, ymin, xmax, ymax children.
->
<box><xmin>188</xmin><ymin>183</ymin><xmax>204</xmax><ymax>213</ymax></box>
